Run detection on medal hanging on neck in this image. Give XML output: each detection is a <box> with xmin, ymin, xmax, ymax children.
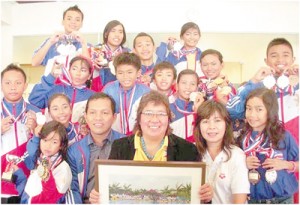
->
<box><xmin>265</xmin><ymin>169</ymin><xmax>277</xmax><ymax>184</ymax></box>
<box><xmin>37</xmin><ymin>157</ymin><xmax>50</xmax><ymax>181</ymax></box>
<box><xmin>36</xmin><ymin>154</ymin><xmax>62</xmax><ymax>182</ymax></box>
<box><xmin>248</xmin><ymin>169</ymin><xmax>260</xmax><ymax>185</ymax></box>
<box><xmin>242</xmin><ymin>131</ymin><xmax>265</xmax><ymax>185</ymax></box>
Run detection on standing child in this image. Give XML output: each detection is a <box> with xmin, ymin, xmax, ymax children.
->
<box><xmin>156</xmin><ymin>22</ymin><xmax>204</xmax><ymax>78</ymax></box>
<box><xmin>32</xmin><ymin>5</ymin><xmax>90</xmax><ymax>76</ymax></box>
<box><xmin>151</xmin><ymin>61</ymin><xmax>177</xmax><ymax>103</ymax></box>
<box><xmin>194</xmin><ymin>100</ymin><xmax>250</xmax><ymax>204</ymax></box>
<box><xmin>29</xmin><ymin>55</ymin><xmax>95</xmax><ymax>124</ymax></box>
<box><xmin>199</xmin><ymin>49</ymin><xmax>236</xmax><ymax>104</ymax></box>
<box><xmin>11</xmin><ymin>121</ymin><xmax>72</xmax><ymax>203</ymax></box>
<box><xmin>1</xmin><ymin>64</ymin><xmax>40</xmax><ymax>203</ymax></box>
<box><xmin>240</xmin><ymin>88</ymin><xmax>298</xmax><ymax>204</ymax></box>
<box><xmin>170</xmin><ymin>70</ymin><xmax>204</xmax><ymax>142</ymax></box>
<box><xmin>91</xmin><ymin>20</ymin><xmax>131</xmax><ymax>90</ymax></box>
<box><xmin>133</xmin><ymin>32</ymin><xmax>156</xmax><ymax>86</ymax></box>
<box><xmin>226</xmin><ymin>38</ymin><xmax>299</xmax><ymax>146</ymax></box>
<box><xmin>102</xmin><ymin>52</ymin><xmax>150</xmax><ymax>135</ymax></box>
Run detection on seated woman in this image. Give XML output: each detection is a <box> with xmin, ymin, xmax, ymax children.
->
<box><xmin>89</xmin><ymin>90</ymin><xmax>213</xmax><ymax>203</ymax></box>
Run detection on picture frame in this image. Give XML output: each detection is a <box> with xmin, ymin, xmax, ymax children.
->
<box><xmin>95</xmin><ymin>160</ymin><xmax>206</xmax><ymax>204</ymax></box>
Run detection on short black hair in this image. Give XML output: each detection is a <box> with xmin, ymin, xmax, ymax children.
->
<box><xmin>63</xmin><ymin>5</ymin><xmax>84</xmax><ymax>21</ymax></box>
<box><xmin>85</xmin><ymin>92</ymin><xmax>116</xmax><ymax>113</ymax></box>
<box><xmin>1</xmin><ymin>63</ymin><xmax>27</xmax><ymax>82</ymax></box>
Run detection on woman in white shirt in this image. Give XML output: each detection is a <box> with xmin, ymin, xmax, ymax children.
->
<box><xmin>194</xmin><ymin>100</ymin><xmax>250</xmax><ymax>204</ymax></box>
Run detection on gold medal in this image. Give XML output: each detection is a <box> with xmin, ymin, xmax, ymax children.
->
<box><xmin>214</xmin><ymin>77</ymin><xmax>224</xmax><ymax>85</ymax></box>
<box><xmin>265</xmin><ymin>169</ymin><xmax>277</xmax><ymax>184</ymax></box>
<box><xmin>220</xmin><ymin>86</ymin><xmax>232</xmax><ymax>95</ymax></box>
<box><xmin>37</xmin><ymin>164</ymin><xmax>50</xmax><ymax>181</ymax></box>
<box><xmin>37</xmin><ymin>157</ymin><xmax>50</xmax><ymax>181</ymax></box>
<box><xmin>289</xmin><ymin>75</ymin><xmax>299</xmax><ymax>87</ymax></box>
<box><xmin>248</xmin><ymin>169</ymin><xmax>260</xmax><ymax>185</ymax></box>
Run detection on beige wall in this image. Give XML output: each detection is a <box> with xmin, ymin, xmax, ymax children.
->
<box><xmin>13</xmin><ymin>32</ymin><xmax>299</xmax><ymax>85</ymax></box>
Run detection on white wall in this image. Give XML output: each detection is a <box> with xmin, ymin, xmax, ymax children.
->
<box><xmin>8</xmin><ymin>0</ymin><xmax>300</xmax><ymax>35</ymax></box>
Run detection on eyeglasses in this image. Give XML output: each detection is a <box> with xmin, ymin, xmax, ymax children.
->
<box><xmin>141</xmin><ymin>111</ymin><xmax>168</xmax><ymax>119</ymax></box>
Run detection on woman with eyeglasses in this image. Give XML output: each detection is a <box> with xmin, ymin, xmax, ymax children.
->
<box><xmin>89</xmin><ymin>90</ymin><xmax>213</xmax><ymax>203</ymax></box>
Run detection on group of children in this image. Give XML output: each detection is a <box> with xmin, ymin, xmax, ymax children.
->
<box><xmin>0</xmin><ymin>4</ymin><xmax>298</xmax><ymax>204</ymax></box>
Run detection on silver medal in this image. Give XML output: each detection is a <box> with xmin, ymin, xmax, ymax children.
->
<box><xmin>263</xmin><ymin>75</ymin><xmax>276</xmax><ymax>89</ymax></box>
<box><xmin>265</xmin><ymin>169</ymin><xmax>277</xmax><ymax>184</ymax></box>
<box><xmin>277</xmin><ymin>75</ymin><xmax>290</xmax><ymax>89</ymax></box>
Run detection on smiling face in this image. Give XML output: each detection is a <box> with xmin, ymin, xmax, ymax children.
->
<box><xmin>153</xmin><ymin>68</ymin><xmax>176</xmax><ymax>94</ymax></box>
<box><xmin>106</xmin><ymin>24</ymin><xmax>124</xmax><ymax>49</ymax></box>
<box><xmin>84</xmin><ymin>98</ymin><xmax>116</xmax><ymax>138</ymax></box>
<box><xmin>265</xmin><ymin>44</ymin><xmax>295</xmax><ymax>76</ymax></box>
<box><xmin>245</xmin><ymin>97</ymin><xmax>268</xmax><ymax>132</ymax></box>
<box><xmin>139</xmin><ymin>102</ymin><xmax>169</xmax><ymax>140</ymax></box>
<box><xmin>133</xmin><ymin>36</ymin><xmax>155</xmax><ymax>61</ymax></box>
<box><xmin>201</xmin><ymin>54</ymin><xmax>223</xmax><ymax>79</ymax></box>
<box><xmin>49</xmin><ymin>96</ymin><xmax>72</xmax><ymax>127</ymax></box>
<box><xmin>176</xmin><ymin>73</ymin><xmax>198</xmax><ymax>101</ymax></box>
<box><xmin>181</xmin><ymin>27</ymin><xmax>200</xmax><ymax>50</ymax></box>
<box><xmin>1</xmin><ymin>70</ymin><xmax>27</xmax><ymax>103</ymax></box>
<box><xmin>62</xmin><ymin>10</ymin><xmax>83</xmax><ymax>34</ymax></box>
<box><xmin>116</xmin><ymin>64</ymin><xmax>140</xmax><ymax>90</ymax></box>
<box><xmin>199</xmin><ymin>111</ymin><xmax>226</xmax><ymax>147</ymax></box>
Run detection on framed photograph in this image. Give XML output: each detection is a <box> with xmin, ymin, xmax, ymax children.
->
<box><xmin>95</xmin><ymin>160</ymin><xmax>206</xmax><ymax>204</ymax></box>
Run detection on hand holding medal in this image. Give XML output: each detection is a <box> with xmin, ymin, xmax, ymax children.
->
<box><xmin>25</xmin><ymin>110</ymin><xmax>37</xmax><ymax>133</ymax></box>
<box><xmin>190</xmin><ymin>92</ymin><xmax>205</xmax><ymax>112</ymax></box>
<box><xmin>167</xmin><ymin>37</ymin><xmax>182</xmax><ymax>51</ymax></box>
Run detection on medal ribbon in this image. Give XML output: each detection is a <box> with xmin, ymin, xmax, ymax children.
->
<box><xmin>242</xmin><ymin>131</ymin><xmax>283</xmax><ymax>159</ymax></box>
<box><xmin>39</xmin><ymin>153</ymin><xmax>63</xmax><ymax>170</ymax></box>
<box><xmin>119</xmin><ymin>85</ymin><xmax>136</xmax><ymax>134</ymax></box>
<box><xmin>242</xmin><ymin>131</ymin><xmax>265</xmax><ymax>156</ymax></box>
<box><xmin>171</xmin><ymin>47</ymin><xmax>197</xmax><ymax>59</ymax></box>
<box><xmin>2</xmin><ymin>100</ymin><xmax>28</xmax><ymax>147</ymax></box>
<box><xmin>103</xmin><ymin>45</ymin><xmax>123</xmax><ymax>61</ymax></box>
<box><xmin>186</xmin><ymin>51</ymin><xmax>198</xmax><ymax>71</ymax></box>
<box><xmin>1</xmin><ymin>100</ymin><xmax>27</xmax><ymax>122</ymax></box>
<box><xmin>68</xmin><ymin>122</ymin><xmax>80</xmax><ymax>142</ymax></box>
<box><xmin>173</xmin><ymin>100</ymin><xmax>195</xmax><ymax>139</ymax></box>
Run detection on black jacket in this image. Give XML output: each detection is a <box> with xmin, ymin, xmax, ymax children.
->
<box><xmin>109</xmin><ymin>134</ymin><xmax>200</xmax><ymax>161</ymax></box>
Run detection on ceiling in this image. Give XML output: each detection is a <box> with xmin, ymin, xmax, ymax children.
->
<box><xmin>16</xmin><ymin>1</ymin><xmax>55</xmax><ymax>3</ymax></box>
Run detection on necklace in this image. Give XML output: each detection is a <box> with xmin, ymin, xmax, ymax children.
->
<box><xmin>140</xmin><ymin>137</ymin><xmax>165</xmax><ymax>160</ymax></box>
